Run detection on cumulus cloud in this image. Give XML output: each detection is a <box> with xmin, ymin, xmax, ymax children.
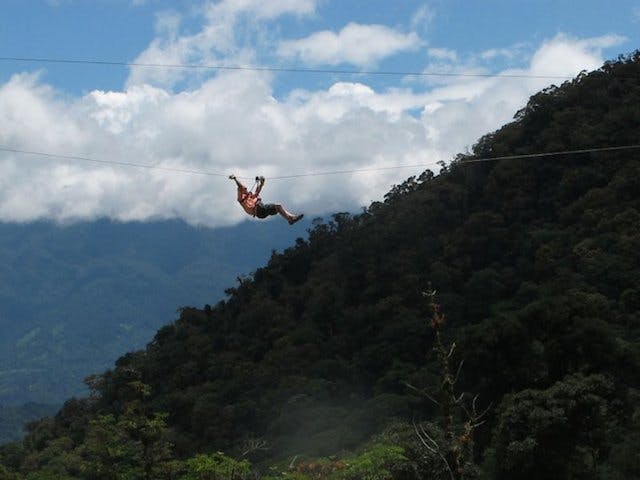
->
<box><xmin>529</xmin><ymin>33</ymin><xmax>625</xmax><ymax>76</ymax></box>
<box><xmin>277</xmin><ymin>23</ymin><xmax>421</xmax><ymax>66</ymax></box>
<box><xmin>480</xmin><ymin>43</ymin><xmax>528</xmax><ymax>61</ymax></box>
<box><xmin>427</xmin><ymin>48</ymin><xmax>458</xmax><ymax>62</ymax></box>
<box><xmin>0</xmin><ymin>32</ymin><xmax>623</xmax><ymax>227</ymax></box>
<box><xmin>214</xmin><ymin>0</ymin><xmax>317</xmax><ymax>19</ymax></box>
<box><xmin>411</xmin><ymin>4</ymin><xmax>436</xmax><ymax>31</ymax></box>
<box><xmin>127</xmin><ymin>0</ymin><xmax>318</xmax><ymax>88</ymax></box>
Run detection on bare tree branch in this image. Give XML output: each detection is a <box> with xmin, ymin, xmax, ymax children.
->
<box><xmin>438</xmin><ymin>451</ymin><xmax>456</xmax><ymax>480</ymax></box>
<box><xmin>453</xmin><ymin>359</ymin><xmax>464</xmax><ymax>384</ymax></box>
<box><xmin>413</xmin><ymin>420</ymin><xmax>437</xmax><ymax>454</ymax></box>
<box><xmin>241</xmin><ymin>437</ymin><xmax>268</xmax><ymax>457</ymax></box>
<box><xmin>461</xmin><ymin>395</ymin><xmax>492</xmax><ymax>428</ymax></box>
<box><xmin>422</xmin><ymin>389</ymin><xmax>442</xmax><ymax>407</ymax></box>
<box><xmin>413</xmin><ymin>420</ymin><xmax>455</xmax><ymax>480</ymax></box>
<box><xmin>402</xmin><ymin>381</ymin><xmax>441</xmax><ymax>406</ymax></box>
<box><xmin>402</xmin><ymin>381</ymin><xmax>421</xmax><ymax>393</ymax></box>
<box><xmin>476</xmin><ymin>402</ymin><xmax>493</xmax><ymax>421</ymax></box>
<box><xmin>410</xmin><ymin>289</ymin><xmax>494</xmax><ymax>480</ymax></box>
<box><xmin>418</xmin><ymin>423</ymin><xmax>439</xmax><ymax>449</ymax></box>
<box><xmin>469</xmin><ymin>395</ymin><xmax>492</xmax><ymax>421</ymax></box>
<box><xmin>460</xmin><ymin>402</ymin><xmax>471</xmax><ymax>419</ymax></box>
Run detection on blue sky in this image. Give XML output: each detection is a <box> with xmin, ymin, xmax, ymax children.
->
<box><xmin>0</xmin><ymin>0</ymin><xmax>638</xmax><ymax>226</ymax></box>
<box><xmin>2</xmin><ymin>1</ymin><xmax>638</xmax><ymax>94</ymax></box>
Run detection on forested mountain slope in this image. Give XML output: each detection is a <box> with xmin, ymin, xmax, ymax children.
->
<box><xmin>2</xmin><ymin>52</ymin><xmax>639</xmax><ymax>480</ymax></box>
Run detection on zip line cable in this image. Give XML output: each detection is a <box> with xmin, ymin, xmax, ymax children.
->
<box><xmin>0</xmin><ymin>147</ymin><xmax>232</xmax><ymax>178</ymax></box>
<box><xmin>1</xmin><ymin>144</ymin><xmax>640</xmax><ymax>181</ymax></box>
<box><xmin>458</xmin><ymin>144</ymin><xmax>640</xmax><ymax>165</ymax></box>
<box><xmin>266</xmin><ymin>144</ymin><xmax>640</xmax><ymax>178</ymax></box>
<box><xmin>0</xmin><ymin>56</ymin><xmax>580</xmax><ymax>80</ymax></box>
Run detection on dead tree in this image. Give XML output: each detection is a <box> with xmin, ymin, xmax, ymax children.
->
<box><xmin>404</xmin><ymin>290</ymin><xmax>491</xmax><ymax>480</ymax></box>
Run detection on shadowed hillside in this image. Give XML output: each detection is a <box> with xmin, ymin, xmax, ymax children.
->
<box><xmin>1</xmin><ymin>52</ymin><xmax>639</xmax><ymax>480</ymax></box>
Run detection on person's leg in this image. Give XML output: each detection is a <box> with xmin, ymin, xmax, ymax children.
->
<box><xmin>276</xmin><ymin>204</ymin><xmax>303</xmax><ymax>224</ymax></box>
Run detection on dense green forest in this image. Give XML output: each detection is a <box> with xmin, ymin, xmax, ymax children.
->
<box><xmin>0</xmin><ymin>218</ymin><xmax>309</xmax><ymax>409</ymax></box>
<box><xmin>1</xmin><ymin>52</ymin><xmax>640</xmax><ymax>479</ymax></box>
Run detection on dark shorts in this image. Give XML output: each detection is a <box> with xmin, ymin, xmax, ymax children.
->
<box><xmin>255</xmin><ymin>201</ymin><xmax>278</xmax><ymax>219</ymax></box>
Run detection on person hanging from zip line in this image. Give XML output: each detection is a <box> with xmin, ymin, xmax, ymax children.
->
<box><xmin>229</xmin><ymin>174</ymin><xmax>304</xmax><ymax>225</ymax></box>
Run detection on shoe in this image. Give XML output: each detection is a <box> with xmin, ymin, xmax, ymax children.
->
<box><xmin>288</xmin><ymin>214</ymin><xmax>304</xmax><ymax>225</ymax></box>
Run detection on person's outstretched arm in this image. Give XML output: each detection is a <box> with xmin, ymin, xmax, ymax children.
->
<box><xmin>229</xmin><ymin>175</ymin><xmax>247</xmax><ymax>201</ymax></box>
<box><xmin>255</xmin><ymin>176</ymin><xmax>265</xmax><ymax>196</ymax></box>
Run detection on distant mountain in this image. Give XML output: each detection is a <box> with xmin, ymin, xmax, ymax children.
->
<box><xmin>0</xmin><ymin>217</ymin><xmax>311</xmax><ymax>406</ymax></box>
<box><xmin>0</xmin><ymin>404</ymin><xmax>57</xmax><ymax>444</ymax></box>
<box><xmin>2</xmin><ymin>53</ymin><xmax>640</xmax><ymax>479</ymax></box>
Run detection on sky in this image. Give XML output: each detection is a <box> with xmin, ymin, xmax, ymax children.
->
<box><xmin>0</xmin><ymin>0</ymin><xmax>638</xmax><ymax>227</ymax></box>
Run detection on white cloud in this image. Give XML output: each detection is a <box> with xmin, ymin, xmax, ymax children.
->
<box><xmin>0</xmin><ymin>33</ymin><xmax>621</xmax><ymax>227</ymax></box>
<box><xmin>411</xmin><ymin>4</ymin><xmax>435</xmax><ymax>31</ymax></box>
<box><xmin>427</xmin><ymin>48</ymin><xmax>457</xmax><ymax>62</ymax></box>
<box><xmin>480</xmin><ymin>44</ymin><xmax>528</xmax><ymax>61</ymax></box>
<box><xmin>213</xmin><ymin>0</ymin><xmax>317</xmax><ymax>19</ymax></box>
<box><xmin>277</xmin><ymin>22</ymin><xmax>421</xmax><ymax>66</ymax></box>
<box><xmin>127</xmin><ymin>0</ymin><xmax>318</xmax><ymax>88</ymax></box>
<box><xmin>583</xmin><ymin>33</ymin><xmax>627</xmax><ymax>48</ymax></box>
<box><xmin>529</xmin><ymin>33</ymin><xmax>625</xmax><ymax>77</ymax></box>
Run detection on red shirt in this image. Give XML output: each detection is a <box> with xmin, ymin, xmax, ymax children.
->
<box><xmin>239</xmin><ymin>190</ymin><xmax>260</xmax><ymax>216</ymax></box>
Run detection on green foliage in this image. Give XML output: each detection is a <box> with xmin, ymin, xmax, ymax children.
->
<box><xmin>181</xmin><ymin>453</ymin><xmax>252</xmax><ymax>480</ymax></box>
<box><xmin>265</xmin><ymin>444</ymin><xmax>412</xmax><ymax>480</ymax></box>
<box><xmin>338</xmin><ymin>444</ymin><xmax>410</xmax><ymax>480</ymax></box>
<box><xmin>487</xmin><ymin>374</ymin><xmax>616</xmax><ymax>480</ymax></box>
<box><xmin>24</xmin><ymin>471</ymin><xmax>75</xmax><ymax>480</ymax></box>
<box><xmin>0</xmin><ymin>464</ymin><xmax>20</xmax><ymax>480</ymax></box>
<box><xmin>77</xmin><ymin>390</ymin><xmax>174</xmax><ymax>480</ymax></box>
<box><xmin>78</xmin><ymin>414</ymin><xmax>138</xmax><ymax>479</ymax></box>
<box><xmin>8</xmin><ymin>382</ymin><xmax>175</xmax><ymax>480</ymax></box>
